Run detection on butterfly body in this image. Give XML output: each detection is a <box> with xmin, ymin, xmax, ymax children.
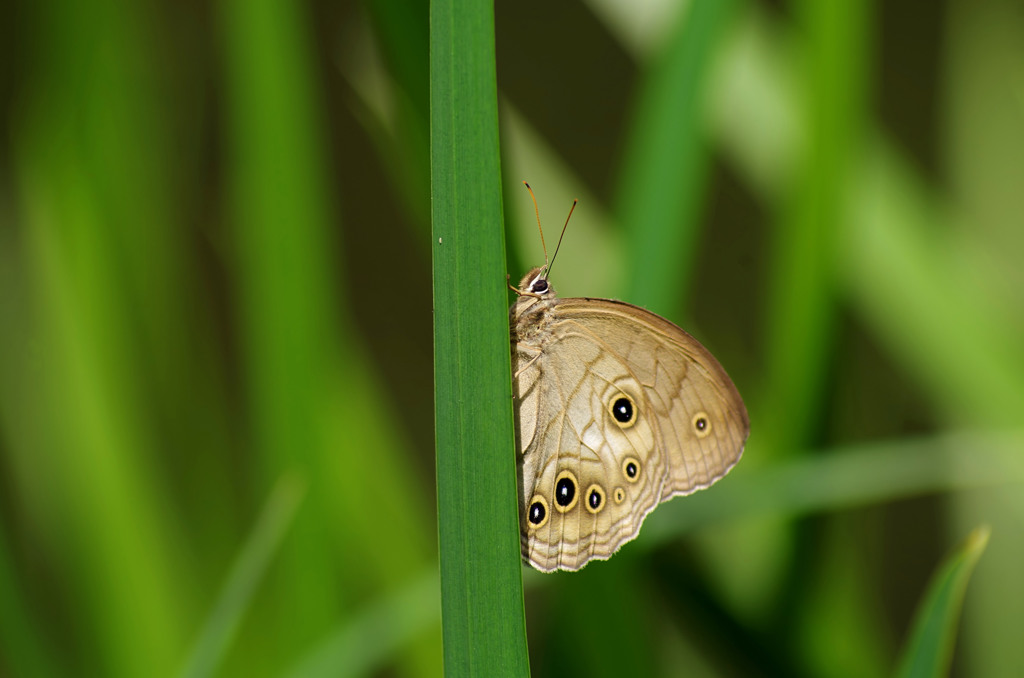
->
<box><xmin>511</xmin><ymin>267</ymin><xmax>749</xmax><ymax>572</ymax></box>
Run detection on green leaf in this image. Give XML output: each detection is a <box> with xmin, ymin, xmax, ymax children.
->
<box><xmin>284</xmin><ymin>570</ymin><xmax>439</xmax><ymax>678</ymax></box>
<box><xmin>179</xmin><ymin>476</ymin><xmax>305</xmax><ymax>678</ymax></box>
<box><xmin>615</xmin><ymin>0</ymin><xmax>739</xmax><ymax>315</ymax></box>
<box><xmin>894</xmin><ymin>525</ymin><xmax>991</xmax><ymax>678</ymax></box>
<box><xmin>642</xmin><ymin>431</ymin><xmax>1024</xmax><ymax>543</ymax></box>
<box><xmin>759</xmin><ymin>0</ymin><xmax>872</xmax><ymax>460</ymax></box>
<box><xmin>430</xmin><ymin>0</ymin><xmax>530</xmax><ymax>675</ymax></box>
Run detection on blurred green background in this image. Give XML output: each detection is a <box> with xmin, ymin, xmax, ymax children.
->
<box><xmin>1</xmin><ymin>0</ymin><xmax>1023</xmax><ymax>675</ymax></box>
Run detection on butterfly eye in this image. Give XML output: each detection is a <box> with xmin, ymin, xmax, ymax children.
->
<box><xmin>692</xmin><ymin>412</ymin><xmax>712</xmax><ymax>438</ymax></box>
<box><xmin>621</xmin><ymin>456</ymin><xmax>641</xmax><ymax>483</ymax></box>
<box><xmin>527</xmin><ymin>495</ymin><xmax>549</xmax><ymax>528</ymax></box>
<box><xmin>609</xmin><ymin>394</ymin><xmax>637</xmax><ymax>428</ymax></box>
<box><xmin>613</xmin><ymin>487</ymin><xmax>626</xmax><ymax>504</ymax></box>
<box><xmin>553</xmin><ymin>470</ymin><xmax>579</xmax><ymax>512</ymax></box>
<box><xmin>584</xmin><ymin>484</ymin><xmax>605</xmax><ymax>514</ymax></box>
<box><xmin>530</xmin><ymin>278</ymin><xmax>549</xmax><ymax>294</ymax></box>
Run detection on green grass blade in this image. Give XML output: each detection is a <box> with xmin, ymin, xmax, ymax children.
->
<box><xmin>641</xmin><ymin>430</ymin><xmax>1024</xmax><ymax>543</ymax></box>
<box><xmin>284</xmin><ymin>570</ymin><xmax>439</xmax><ymax>678</ymax></box>
<box><xmin>894</xmin><ymin>526</ymin><xmax>991</xmax><ymax>678</ymax></box>
<box><xmin>359</xmin><ymin>0</ymin><xmax>432</xmax><ymax>235</ymax></box>
<box><xmin>222</xmin><ymin>0</ymin><xmax>439</xmax><ymax>674</ymax></box>
<box><xmin>0</xmin><ymin>527</ymin><xmax>61</xmax><ymax>677</ymax></box>
<box><xmin>431</xmin><ymin>0</ymin><xmax>530</xmax><ymax>674</ymax></box>
<box><xmin>759</xmin><ymin>0</ymin><xmax>871</xmax><ymax>459</ymax></box>
<box><xmin>219</xmin><ymin>0</ymin><xmax>346</xmax><ymax>663</ymax></box>
<box><xmin>12</xmin><ymin>4</ymin><xmax>195</xmax><ymax>672</ymax></box>
<box><xmin>844</xmin><ymin>140</ymin><xmax>1024</xmax><ymax>426</ymax></box>
<box><xmin>615</xmin><ymin>0</ymin><xmax>738</xmax><ymax>314</ymax></box>
<box><xmin>178</xmin><ymin>475</ymin><xmax>305</xmax><ymax>678</ymax></box>
<box><xmin>710</xmin><ymin>7</ymin><xmax>1024</xmax><ymax>429</ymax></box>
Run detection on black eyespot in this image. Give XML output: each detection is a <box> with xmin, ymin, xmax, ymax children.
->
<box><xmin>555</xmin><ymin>477</ymin><xmax>576</xmax><ymax>507</ymax></box>
<box><xmin>608</xmin><ymin>394</ymin><xmax>638</xmax><ymax>428</ymax></box>
<box><xmin>613</xmin><ymin>488</ymin><xmax>626</xmax><ymax>504</ymax></box>
<box><xmin>622</xmin><ymin>456</ymin><xmax>641</xmax><ymax>483</ymax></box>
<box><xmin>553</xmin><ymin>470</ymin><xmax>579</xmax><ymax>511</ymax></box>
<box><xmin>527</xmin><ymin>495</ymin><xmax>549</xmax><ymax>528</ymax></box>
<box><xmin>612</xmin><ymin>397</ymin><xmax>633</xmax><ymax>423</ymax></box>
<box><xmin>692</xmin><ymin>412</ymin><xmax>712</xmax><ymax>438</ymax></box>
<box><xmin>531</xmin><ymin>278</ymin><xmax>549</xmax><ymax>294</ymax></box>
<box><xmin>583</xmin><ymin>484</ymin><xmax>605</xmax><ymax>514</ymax></box>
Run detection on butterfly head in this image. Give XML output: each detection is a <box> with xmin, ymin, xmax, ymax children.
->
<box><xmin>511</xmin><ymin>266</ymin><xmax>558</xmax><ymax>342</ymax></box>
<box><xmin>517</xmin><ymin>267</ymin><xmax>557</xmax><ymax>299</ymax></box>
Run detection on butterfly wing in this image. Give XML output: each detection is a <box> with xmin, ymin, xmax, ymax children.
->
<box><xmin>514</xmin><ymin>297</ymin><xmax>749</xmax><ymax>572</ymax></box>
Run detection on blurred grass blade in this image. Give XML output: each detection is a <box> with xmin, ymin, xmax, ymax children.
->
<box><xmin>179</xmin><ymin>475</ymin><xmax>305</xmax><ymax>678</ymax></box>
<box><xmin>431</xmin><ymin>0</ymin><xmax>530</xmax><ymax>674</ymax></box>
<box><xmin>894</xmin><ymin>525</ymin><xmax>991</xmax><ymax>678</ymax></box>
<box><xmin>220</xmin><ymin>0</ymin><xmax>345</xmax><ymax>656</ymax></box>
<box><xmin>14</xmin><ymin>4</ymin><xmax>196</xmax><ymax>673</ymax></box>
<box><xmin>0</xmin><ymin>528</ymin><xmax>60</xmax><ymax>677</ymax></box>
<box><xmin>284</xmin><ymin>570</ymin><xmax>439</xmax><ymax>678</ymax></box>
<box><xmin>759</xmin><ymin>0</ymin><xmax>871</xmax><ymax>460</ymax></box>
<box><xmin>363</xmin><ymin>0</ymin><xmax>431</xmax><ymax>232</ymax></box>
<box><xmin>222</xmin><ymin>0</ymin><xmax>437</xmax><ymax>672</ymax></box>
<box><xmin>710</xmin><ymin>8</ymin><xmax>1024</xmax><ymax>428</ymax></box>
<box><xmin>615</xmin><ymin>0</ymin><xmax>738</xmax><ymax>314</ymax></box>
<box><xmin>642</xmin><ymin>430</ymin><xmax>1024</xmax><ymax>543</ymax></box>
<box><xmin>845</xmin><ymin>140</ymin><xmax>1024</xmax><ymax>426</ymax></box>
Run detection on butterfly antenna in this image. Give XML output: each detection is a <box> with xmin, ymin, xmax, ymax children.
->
<box><xmin>545</xmin><ymin>198</ymin><xmax>577</xmax><ymax>280</ymax></box>
<box><xmin>523</xmin><ymin>181</ymin><xmax>548</xmax><ymax>270</ymax></box>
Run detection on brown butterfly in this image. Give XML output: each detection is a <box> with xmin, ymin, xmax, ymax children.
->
<box><xmin>510</xmin><ymin>184</ymin><xmax>749</xmax><ymax>572</ymax></box>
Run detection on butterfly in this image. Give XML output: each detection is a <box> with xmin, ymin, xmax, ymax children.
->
<box><xmin>510</xmin><ymin>184</ymin><xmax>749</xmax><ymax>572</ymax></box>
